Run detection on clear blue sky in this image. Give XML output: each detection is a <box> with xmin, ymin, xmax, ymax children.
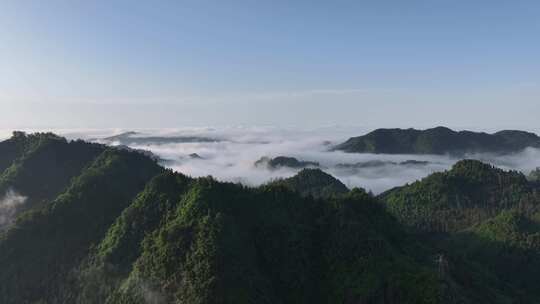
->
<box><xmin>0</xmin><ymin>1</ymin><xmax>539</xmax><ymax>129</ymax></box>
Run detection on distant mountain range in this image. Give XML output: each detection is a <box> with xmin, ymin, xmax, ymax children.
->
<box><xmin>98</xmin><ymin>131</ymin><xmax>220</xmax><ymax>145</ymax></box>
<box><xmin>334</xmin><ymin>126</ymin><xmax>540</xmax><ymax>155</ymax></box>
<box><xmin>336</xmin><ymin>159</ymin><xmax>432</xmax><ymax>169</ymax></box>
<box><xmin>254</xmin><ymin>156</ymin><xmax>434</xmax><ymax>171</ymax></box>
<box><xmin>1</xmin><ymin>131</ymin><xmax>540</xmax><ymax>303</ymax></box>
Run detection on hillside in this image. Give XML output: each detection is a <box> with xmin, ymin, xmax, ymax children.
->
<box><xmin>0</xmin><ymin>133</ymin><xmax>441</xmax><ymax>304</ymax></box>
<box><xmin>334</xmin><ymin>127</ymin><xmax>540</xmax><ymax>155</ymax></box>
<box><xmin>1</xmin><ymin>133</ymin><xmax>540</xmax><ymax>303</ymax></box>
<box><xmin>443</xmin><ymin>211</ymin><xmax>540</xmax><ymax>301</ymax></box>
<box><xmin>268</xmin><ymin>168</ymin><xmax>349</xmax><ymax>198</ymax></box>
<box><xmin>0</xmin><ymin>132</ymin><xmax>105</xmax><ymax>228</ymax></box>
<box><xmin>380</xmin><ymin>159</ymin><xmax>536</xmax><ymax>232</ymax></box>
<box><xmin>0</xmin><ymin>147</ymin><xmax>162</xmax><ymax>303</ymax></box>
<box><xmin>379</xmin><ymin>160</ymin><xmax>540</xmax><ymax>301</ymax></box>
<box><xmin>76</xmin><ymin>176</ymin><xmax>443</xmax><ymax>304</ymax></box>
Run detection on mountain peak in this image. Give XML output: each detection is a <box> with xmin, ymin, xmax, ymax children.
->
<box><xmin>269</xmin><ymin>168</ymin><xmax>349</xmax><ymax>198</ymax></box>
<box><xmin>334</xmin><ymin>127</ymin><xmax>540</xmax><ymax>155</ymax></box>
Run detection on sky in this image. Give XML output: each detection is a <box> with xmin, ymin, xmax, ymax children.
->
<box><xmin>0</xmin><ymin>1</ymin><xmax>539</xmax><ymax>129</ymax></box>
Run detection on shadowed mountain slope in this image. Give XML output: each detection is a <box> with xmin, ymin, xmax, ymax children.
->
<box><xmin>0</xmin><ymin>132</ymin><xmax>105</xmax><ymax>228</ymax></box>
<box><xmin>0</xmin><ymin>148</ymin><xmax>162</xmax><ymax>303</ymax></box>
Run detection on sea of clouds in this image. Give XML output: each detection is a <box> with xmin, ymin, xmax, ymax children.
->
<box><xmin>3</xmin><ymin>126</ymin><xmax>540</xmax><ymax>194</ymax></box>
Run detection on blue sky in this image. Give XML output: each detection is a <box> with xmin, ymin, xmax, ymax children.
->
<box><xmin>0</xmin><ymin>1</ymin><xmax>539</xmax><ymax>129</ymax></box>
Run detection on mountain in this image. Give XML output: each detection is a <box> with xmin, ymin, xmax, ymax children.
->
<box><xmin>380</xmin><ymin>159</ymin><xmax>536</xmax><ymax>232</ymax></box>
<box><xmin>78</xmin><ymin>178</ymin><xmax>440</xmax><ymax>304</ymax></box>
<box><xmin>379</xmin><ymin>160</ymin><xmax>540</xmax><ymax>301</ymax></box>
<box><xmin>0</xmin><ymin>133</ymin><xmax>441</xmax><ymax>304</ymax></box>
<box><xmin>0</xmin><ymin>131</ymin><xmax>33</xmax><ymax>173</ymax></box>
<box><xmin>0</xmin><ymin>147</ymin><xmax>162</xmax><ymax>303</ymax></box>
<box><xmin>336</xmin><ymin>159</ymin><xmax>431</xmax><ymax>170</ymax></box>
<box><xmin>112</xmin><ymin>144</ymin><xmax>162</xmax><ymax>161</ymax></box>
<box><xmin>254</xmin><ymin>156</ymin><xmax>320</xmax><ymax>169</ymax></box>
<box><xmin>443</xmin><ymin>211</ymin><xmax>540</xmax><ymax>302</ymax></box>
<box><xmin>268</xmin><ymin>168</ymin><xmax>349</xmax><ymax>198</ymax></box>
<box><xmin>99</xmin><ymin>131</ymin><xmax>219</xmax><ymax>145</ymax></box>
<box><xmin>333</xmin><ymin>127</ymin><xmax>540</xmax><ymax>155</ymax></box>
<box><xmin>0</xmin><ymin>132</ymin><xmax>105</xmax><ymax>228</ymax></box>
<box><xmin>188</xmin><ymin>152</ymin><xmax>204</xmax><ymax>159</ymax></box>
<box><xmin>2</xmin><ymin>132</ymin><xmax>540</xmax><ymax>303</ymax></box>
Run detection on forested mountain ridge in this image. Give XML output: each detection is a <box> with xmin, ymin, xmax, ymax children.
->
<box><xmin>379</xmin><ymin>159</ymin><xmax>537</xmax><ymax>232</ymax></box>
<box><xmin>0</xmin><ymin>132</ymin><xmax>440</xmax><ymax>303</ymax></box>
<box><xmin>0</xmin><ymin>132</ymin><xmax>105</xmax><ymax>228</ymax></box>
<box><xmin>442</xmin><ymin>210</ymin><xmax>540</xmax><ymax>302</ymax></box>
<box><xmin>378</xmin><ymin>160</ymin><xmax>540</xmax><ymax>301</ymax></box>
<box><xmin>0</xmin><ymin>132</ymin><xmax>540</xmax><ymax>303</ymax></box>
<box><xmin>0</xmin><ymin>147</ymin><xmax>163</xmax><ymax>303</ymax></box>
<box><xmin>334</xmin><ymin>127</ymin><xmax>540</xmax><ymax>155</ymax></box>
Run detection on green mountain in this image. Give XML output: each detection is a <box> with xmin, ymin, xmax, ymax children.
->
<box><xmin>268</xmin><ymin>168</ymin><xmax>349</xmax><ymax>198</ymax></box>
<box><xmin>0</xmin><ymin>133</ymin><xmax>441</xmax><ymax>303</ymax></box>
<box><xmin>334</xmin><ymin>127</ymin><xmax>540</xmax><ymax>155</ymax></box>
<box><xmin>443</xmin><ymin>211</ymin><xmax>540</xmax><ymax>302</ymax></box>
<box><xmin>0</xmin><ymin>131</ymin><xmax>32</xmax><ymax>173</ymax></box>
<box><xmin>0</xmin><ymin>132</ymin><xmax>105</xmax><ymax>228</ymax></box>
<box><xmin>78</xmin><ymin>177</ymin><xmax>439</xmax><ymax>304</ymax></box>
<box><xmin>1</xmin><ymin>132</ymin><xmax>540</xmax><ymax>303</ymax></box>
<box><xmin>380</xmin><ymin>159</ymin><xmax>535</xmax><ymax>232</ymax></box>
<box><xmin>0</xmin><ymin>147</ymin><xmax>162</xmax><ymax>303</ymax></box>
<box><xmin>379</xmin><ymin>160</ymin><xmax>540</xmax><ymax>302</ymax></box>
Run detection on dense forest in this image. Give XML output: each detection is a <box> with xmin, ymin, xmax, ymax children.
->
<box><xmin>1</xmin><ymin>132</ymin><xmax>539</xmax><ymax>303</ymax></box>
<box><xmin>333</xmin><ymin>126</ymin><xmax>540</xmax><ymax>155</ymax></box>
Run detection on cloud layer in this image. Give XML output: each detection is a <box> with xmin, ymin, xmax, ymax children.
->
<box><xmin>73</xmin><ymin>126</ymin><xmax>540</xmax><ymax>194</ymax></box>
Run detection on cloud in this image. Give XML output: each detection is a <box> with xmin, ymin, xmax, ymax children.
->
<box><xmin>0</xmin><ymin>189</ymin><xmax>27</xmax><ymax>227</ymax></box>
<box><xmin>75</xmin><ymin>126</ymin><xmax>540</xmax><ymax>194</ymax></box>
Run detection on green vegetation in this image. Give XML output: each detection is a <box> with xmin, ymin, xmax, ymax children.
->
<box><xmin>444</xmin><ymin>211</ymin><xmax>540</xmax><ymax>301</ymax></box>
<box><xmin>268</xmin><ymin>168</ymin><xmax>349</xmax><ymax>198</ymax></box>
<box><xmin>379</xmin><ymin>159</ymin><xmax>540</xmax><ymax>302</ymax></box>
<box><xmin>0</xmin><ymin>132</ymin><xmax>105</xmax><ymax>228</ymax></box>
<box><xmin>0</xmin><ymin>132</ymin><xmax>540</xmax><ymax>303</ymax></box>
<box><xmin>334</xmin><ymin>127</ymin><xmax>540</xmax><ymax>155</ymax></box>
<box><xmin>81</xmin><ymin>180</ymin><xmax>439</xmax><ymax>304</ymax></box>
<box><xmin>0</xmin><ymin>131</ymin><xmax>33</xmax><ymax>173</ymax></box>
<box><xmin>380</xmin><ymin>159</ymin><xmax>534</xmax><ymax>232</ymax></box>
<box><xmin>0</xmin><ymin>147</ymin><xmax>162</xmax><ymax>304</ymax></box>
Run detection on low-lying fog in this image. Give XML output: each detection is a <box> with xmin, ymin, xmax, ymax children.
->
<box><xmin>4</xmin><ymin>126</ymin><xmax>540</xmax><ymax>194</ymax></box>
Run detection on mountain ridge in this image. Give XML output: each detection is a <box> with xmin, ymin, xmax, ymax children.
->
<box><xmin>0</xmin><ymin>132</ymin><xmax>539</xmax><ymax>303</ymax></box>
<box><xmin>334</xmin><ymin>126</ymin><xmax>540</xmax><ymax>155</ymax></box>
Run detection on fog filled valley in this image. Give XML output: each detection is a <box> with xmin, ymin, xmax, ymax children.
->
<box><xmin>6</xmin><ymin>126</ymin><xmax>538</xmax><ymax>194</ymax></box>
<box><xmin>1</xmin><ymin>127</ymin><xmax>540</xmax><ymax>303</ymax></box>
